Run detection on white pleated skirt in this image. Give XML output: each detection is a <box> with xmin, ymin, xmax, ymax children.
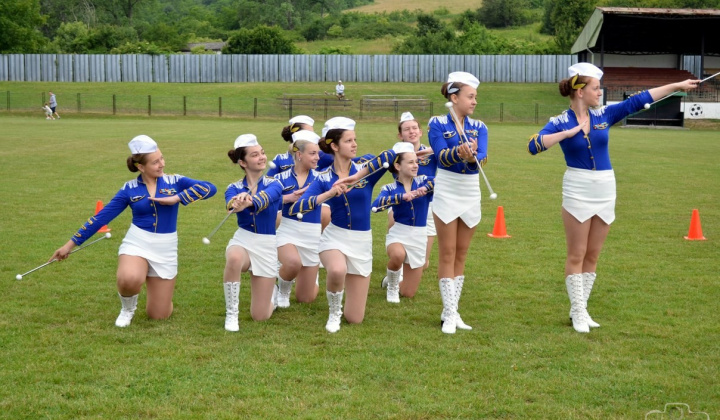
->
<box><xmin>425</xmin><ymin>201</ymin><xmax>436</xmax><ymax>236</ymax></box>
<box><xmin>227</xmin><ymin>229</ymin><xmax>278</xmax><ymax>278</ymax></box>
<box><xmin>319</xmin><ymin>223</ymin><xmax>372</xmax><ymax>277</ymax></box>
<box><xmin>432</xmin><ymin>169</ymin><xmax>481</xmax><ymax>228</ymax></box>
<box><xmin>276</xmin><ymin>217</ymin><xmax>321</xmax><ymax>266</ymax></box>
<box><xmin>385</xmin><ymin>223</ymin><xmax>428</xmax><ymax>269</ymax></box>
<box><xmin>562</xmin><ymin>167</ymin><xmax>616</xmax><ymax>224</ymax></box>
<box><xmin>118</xmin><ymin>224</ymin><xmax>178</xmax><ymax>280</ymax></box>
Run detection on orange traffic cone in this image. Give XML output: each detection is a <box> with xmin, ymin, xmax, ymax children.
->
<box><xmin>95</xmin><ymin>200</ymin><xmax>111</xmax><ymax>233</ymax></box>
<box><xmin>684</xmin><ymin>209</ymin><xmax>705</xmax><ymax>240</ymax></box>
<box><xmin>487</xmin><ymin>206</ymin><xmax>511</xmax><ymax>238</ymax></box>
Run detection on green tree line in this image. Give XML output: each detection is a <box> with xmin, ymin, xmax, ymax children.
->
<box><xmin>1</xmin><ymin>0</ymin><xmax>718</xmax><ymax>55</ymax></box>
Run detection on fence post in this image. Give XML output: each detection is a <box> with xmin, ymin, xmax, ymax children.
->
<box><xmin>113</xmin><ymin>94</ymin><xmax>116</xmax><ymax>115</ymax></box>
<box><xmin>535</xmin><ymin>103</ymin><xmax>538</xmax><ymax>124</ymax></box>
<box><xmin>183</xmin><ymin>96</ymin><xmax>187</xmax><ymax>116</ymax></box>
<box><xmin>77</xmin><ymin>93</ymin><xmax>81</xmax><ymax>112</ymax></box>
<box><xmin>254</xmin><ymin>98</ymin><xmax>257</xmax><ymax>118</ymax></box>
<box><xmin>324</xmin><ymin>99</ymin><xmax>328</xmax><ymax>120</ymax></box>
<box><xmin>148</xmin><ymin>95</ymin><xmax>151</xmax><ymax>116</ymax></box>
<box><xmin>394</xmin><ymin>100</ymin><xmax>398</xmax><ymax>120</ymax></box>
<box><xmin>430</xmin><ymin>102</ymin><xmax>433</xmax><ymax>117</ymax></box>
<box><xmin>42</xmin><ymin>92</ymin><xmax>45</xmax><ymax>104</ymax></box>
<box><xmin>219</xmin><ymin>97</ymin><xmax>222</xmax><ymax>117</ymax></box>
<box><xmin>289</xmin><ymin>98</ymin><xmax>293</xmax><ymax>120</ymax></box>
<box><xmin>359</xmin><ymin>99</ymin><xmax>363</xmax><ymax>119</ymax></box>
<box><xmin>500</xmin><ymin>103</ymin><xmax>503</xmax><ymax>122</ymax></box>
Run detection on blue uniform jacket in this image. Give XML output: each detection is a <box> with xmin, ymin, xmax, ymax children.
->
<box><xmin>225</xmin><ymin>176</ymin><xmax>283</xmax><ymax>235</ymax></box>
<box><xmin>527</xmin><ymin>90</ymin><xmax>653</xmax><ymax>171</ymax></box>
<box><xmin>289</xmin><ymin>150</ymin><xmax>396</xmax><ymax>231</ymax></box>
<box><xmin>274</xmin><ymin>168</ymin><xmax>322</xmax><ymax>224</ymax></box>
<box><xmin>391</xmin><ymin>144</ymin><xmax>437</xmax><ymax>202</ymax></box>
<box><xmin>72</xmin><ymin>174</ymin><xmax>217</xmax><ymax>245</ymax></box>
<box><xmin>371</xmin><ymin>175</ymin><xmax>435</xmax><ymax>227</ymax></box>
<box><xmin>267</xmin><ymin>150</ymin><xmax>334</xmax><ymax>177</ymax></box>
<box><xmin>428</xmin><ymin>113</ymin><xmax>488</xmax><ymax>175</ymax></box>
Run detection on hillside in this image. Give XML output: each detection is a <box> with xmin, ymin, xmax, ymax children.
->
<box><xmin>350</xmin><ymin>0</ymin><xmax>483</xmax><ymax>14</ymax></box>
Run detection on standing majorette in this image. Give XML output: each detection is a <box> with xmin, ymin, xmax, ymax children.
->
<box><xmin>290</xmin><ymin>117</ymin><xmax>395</xmax><ymax>333</ymax></box>
<box><xmin>274</xmin><ymin>130</ymin><xmax>323</xmax><ymax>308</ymax></box>
<box><xmin>526</xmin><ymin>62</ymin><xmax>700</xmax><ymax>333</ymax></box>
<box><xmin>428</xmin><ymin>71</ymin><xmax>488</xmax><ymax>334</ymax></box>
<box><xmin>222</xmin><ymin>134</ymin><xmax>283</xmax><ymax>331</ymax></box>
<box><xmin>372</xmin><ymin>141</ymin><xmax>435</xmax><ymax>303</ymax></box>
<box><xmin>50</xmin><ymin>135</ymin><xmax>217</xmax><ymax>327</ymax></box>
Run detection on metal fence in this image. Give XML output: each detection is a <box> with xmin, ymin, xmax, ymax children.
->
<box><xmin>0</xmin><ymin>54</ymin><xmax>578</xmax><ymax>84</ymax></box>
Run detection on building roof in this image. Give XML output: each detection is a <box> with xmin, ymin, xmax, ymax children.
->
<box><xmin>183</xmin><ymin>42</ymin><xmax>227</xmax><ymax>52</ymax></box>
<box><xmin>572</xmin><ymin>8</ymin><xmax>720</xmax><ymax>55</ymax></box>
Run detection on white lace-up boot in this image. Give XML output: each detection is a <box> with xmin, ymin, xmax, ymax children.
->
<box><xmin>566</xmin><ymin>274</ymin><xmax>589</xmax><ymax>333</ymax></box>
<box><xmin>223</xmin><ymin>282</ymin><xmax>240</xmax><ymax>332</ymax></box>
<box><xmin>583</xmin><ymin>272</ymin><xmax>600</xmax><ymax>328</ymax></box>
<box><xmin>385</xmin><ymin>268</ymin><xmax>401</xmax><ymax>303</ymax></box>
<box><xmin>439</xmin><ymin>278</ymin><xmax>457</xmax><ymax>334</ymax></box>
<box><xmin>453</xmin><ymin>275</ymin><xmax>473</xmax><ymax>330</ymax></box>
<box><xmin>567</xmin><ymin>273</ymin><xmax>600</xmax><ymax>328</ymax></box>
<box><xmin>115</xmin><ymin>293</ymin><xmax>138</xmax><ymax>328</ymax></box>
<box><xmin>382</xmin><ymin>265</ymin><xmax>403</xmax><ymax>289</ymax></box>
<box><xmin>325</xmin><ymin>290</ymin><xmax>344</xmax><ymax>333</ymax></box>
<box><xmin>277</xmin><ymin>276</ymin><xmax>294</xmax><ymax>308</ymax></box>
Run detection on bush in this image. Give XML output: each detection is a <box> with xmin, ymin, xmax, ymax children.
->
<box><xmin>318</xmin><ymin>46</ymin><xmax>352</xmax><ymax>54</ymax></box>
<box><xmin>110</xmin><ymin>41</ymin><xmax>172</xmax><ymax>55</ymax></box>
<box><xmin>222</xmin><ymin>25</ymin><xmax>300</xmax><ymax>54</ymax></box>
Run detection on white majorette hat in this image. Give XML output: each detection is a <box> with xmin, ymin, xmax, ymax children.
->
<box><xmin>338</xmin><ymin>80</ymin><xmax>342</xmax><ymax>83</ymax></box>
<box><xmin>568</xmin><ymin>63</ymin><xmax>603</xmax><ymax>80</ymax></box>
<box><xmin>292</xmin><ymin>130</ymin><xmax>320</xmax><ymax>144</ymax></box>
<box><xmin>234</xmin><ymin>134</ymin><xmax>259</xmax><ymax>149</ymax></box>
<box><xmin>321</xmin><ymin>117</ymin><xmax>356</xmax><ymax>138</ymax></box>
<box><xmin>128</xmin><ymin>135</ymin><xmax>158</xmax><ymax>154</ymax></box>
<box><xmin>400</xmin><ymin>112</ymin><xmax>415</xmax><ymax>123</ymax></box>
<box><xmin>447</xmin><ymin>71</ymin><xmax>480</xmax><ymax>90</ymax></box>
<box><xmin>289</xmin><ymin>115</ymin><xmax>314</xmax><ymax>127</ymax></box>
<box><xmin>392</xmin><ymin>141</ymin><xmax>415</xmax><ymax>155</ymax></box>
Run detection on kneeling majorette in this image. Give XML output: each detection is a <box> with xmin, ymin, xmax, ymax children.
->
<box><xmin>372</xmin><ymin>141</ymin><xmax>435</xmax><ymax>303</ymax></box>
<box><xmin>223</xmin><ymin>134</ymin><xmax>283</xmax><ymax>332</ymax></box>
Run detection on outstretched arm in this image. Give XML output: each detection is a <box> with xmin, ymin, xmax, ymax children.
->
<box><xmin>648</xmin><ymin>79</ymin><xmax>700</xmax><ymax>102</ymax></box>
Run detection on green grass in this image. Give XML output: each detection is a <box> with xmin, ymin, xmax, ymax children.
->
<box><xmin>349</xmin><ymin>0</ymin><xmax>480</xmax><ymax>14</ymax></box>
<box><xmin>0</xmin><ymin>81</ymin><xmax>570</xmax><ymax>124</ymax></box>
<box><xmin>0</xmin><ymin>110</ymin><xmax>718</xmax><ymax>418</ymax></box>
<box><xmin>297</xmin><ymin>35</ymin><xmax>399</xmax><ymax>55</ymax></box>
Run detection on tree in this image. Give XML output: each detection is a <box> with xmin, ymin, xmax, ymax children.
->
<box><xmin>0</xmin><ymin>0</ymin><xmax>47</xmax><ymax>53</ymax></box>
<box><xmin>222</xmin><ymin>25</ymin><xmax>300</xmax><ymax>54</ymax></box>
<box><xmin>549</xmin><ymin>0</ymin><xmax>594</xmax><ymax>53</ymax></box>
<box><xmin>478</xmin><ymin>0</ymin><xmax>531</xmax><ymax>28</ymax></box>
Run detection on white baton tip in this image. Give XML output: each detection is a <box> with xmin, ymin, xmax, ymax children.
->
<box><xmin>371</xmin><ymin>207</ymin><xmax>378</xmax><ymax>213</ymax></box>
<box><xmin>382</xmin><ymin>162</ymin><xmax>389</xmax><ymax>168</ymax></box>
<box><xmin>105</xmin><ymin>232</ymin><xmax>112</xmax><ymax>239</ymax></box>
<box><xmin>444</xmin><ymin>102</ymin><xmax>453</xmax><ymax>109</ymax></box>
<box><xmin>15</xmin><ymin>274</ymin><xmax>22</xmax><ymax>281</ymax></box>
<box><xmin>644</xmin><ymin>103</ymin><xmax>650</xmax><ymax>109</ymax></box>
<box><xmin>202</xmin><ymin>237</ymin><xmax>211</xmax><ymax>245</ymax></box>
<box><xmin>490</xmin><ymin>193</ymin><xmax>498</xmax><ymax>200</ymax></box>
<box><xmin>296</xmin><ymin>212</ymin><xmax>303</xmax><ymax>220</ymax></box>
<box><xmin>268</xmin><ymin>161</ymin><xmax>276</xmax><ymax>169</ymax></box>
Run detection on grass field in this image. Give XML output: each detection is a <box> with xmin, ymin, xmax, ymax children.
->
<box><xmin>0</xmin><ymin>81</ymin><xmax>571</xmax><ymax>125</ymax></box>
<box><xmin>350</xmin><ymin>0</ymin><xmax>482</xmax><ymax>14</ymax></box>
<box><xmin>1</xmin><ymin>98</ymin><xmax>718</xmax><ymax>417</ymax></box>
